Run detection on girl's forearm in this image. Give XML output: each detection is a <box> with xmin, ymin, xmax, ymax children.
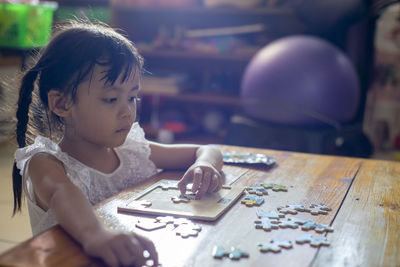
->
<box><xmin>49</xmin><ymin>184</ymin><xmax>103</xmax><ymax>244</ymax></box>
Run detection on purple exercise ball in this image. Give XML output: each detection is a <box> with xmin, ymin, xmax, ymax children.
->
<box><xmin>241</xmin><ymin>35</ymin><xmax>360</xmax><ymax>126</ymax></box>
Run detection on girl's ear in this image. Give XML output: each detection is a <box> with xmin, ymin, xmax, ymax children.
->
<box><xmin>47</xmin><ymin>90</ymin><xmax>73</xmax><ymax>117</ymax></box>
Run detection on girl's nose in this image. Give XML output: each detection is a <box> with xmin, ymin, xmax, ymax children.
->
<box><xmin>119</xmin><ymin>102</ymin><xmax>135</xmax><ymax>118</ymax></box>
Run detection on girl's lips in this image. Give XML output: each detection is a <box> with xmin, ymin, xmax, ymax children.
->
<box><xmin>116</xmin><ymin>126</ymin><xmax>131</xmax><ymax>133</ymax></box>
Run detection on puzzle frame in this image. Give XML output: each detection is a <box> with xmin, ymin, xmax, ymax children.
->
<box><xmin>117</xmin><ymin>180</ymin><xmax>244</xmax><ymax>221</ymax></box>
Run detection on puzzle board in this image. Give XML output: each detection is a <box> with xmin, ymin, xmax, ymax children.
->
<box><xmin>118</xmin><ymin>180</ymin><xmax>244</xmax><ymax>221</ymax></box>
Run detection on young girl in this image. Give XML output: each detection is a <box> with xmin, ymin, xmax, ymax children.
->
<box><xmin>12</xmin><ymin>21</ymin><xmax>223</xmax><ymax>267</ymax></box>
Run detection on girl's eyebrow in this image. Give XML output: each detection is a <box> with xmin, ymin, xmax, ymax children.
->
<box><xmin>103</xmin><ymin>85</ymin><xmax>140</xmax><ymax>91</ymax></box>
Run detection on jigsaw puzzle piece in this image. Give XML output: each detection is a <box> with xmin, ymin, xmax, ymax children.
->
<box><xmin>171</xmin><ymin>195</ymin><xmax>190</xmax><ymax>204</ymax></box>
<box><xmin>254</xmin><ymin>218</ymin><xmax>280</xmax><ymax>231</ymax></box>
<box><xmin>155</xmin><ymin>216</ymin><xmax>176</xmax><ymax>224</ymax></box>
<box><xmin>173</xmin><ymin>218</ymin><xmax>192</xmax><ymax>226</ymax></box>
<box><xmin>212</xmin><ymin>246</ymin><xmax>229</xmax><ymax>259</ymax></box>
<box><xmin>314</xmin><ymin>224</ymin><xmax>334</xmax><ymax>233</ymax></box>
<box><xmin>307</xmin><ymin>204</ymin><xmax>332</xmax><ymax>215</ymax></box>
<box><xmin>260</xmin><ymin>183</ymin><xmax>288</xmax><ymax>192</ymax></box>
<box><xmin>296</xmin><ymin>234</ymin><xmax>330</xmax><ymax>247</ymax></box>
<box><xmin>241</xmin><ymin>195</ymin><xmax>264</xmax><ymax>207</ymax></box>
<box><xmin>159</xmin><ymin>180</ymin><xmax>179</xmax><ymax>190</ymax></box>
<box><xmin>245</xmin><ymin>186</ymin><xmax>268</xmax><ymax>196</ymax></box>
<box><xmin>277</xmin><ymin>204</ymin><xmax>307</xmax><ymax>214</ymax></box>
<box><xmin>278</xmin><ymin>220</ymin><xmax>299</xmax><ymax>229</ymax></box>
<box><xmin>301</xmin><ymin>221</ymin><xmax>318</xmax><ymax>231</ymax></box>
<box><xmin>256</xmin><ymin>208</ymin><xmax>285</xmax><ymax>219</ymax></box>
<box><xmin>258</xmin><ymin>239</ymin><xmax>293</xmax><ymax>253</ymax></box>
<box><xmin>175</xmin><ymin>223</ymin><xmax>202</xmax><ymax>238</ymax></box>
<box><xmin>228</xmin><ymin>247</ymin><xmax>249</xmax><ymax>260</ymax></box>
<box><xmin>286</xmin><ymin>216</ymin><xmax>308</xmax><ymax>225</ymax></box>
<box><xmin>136</xmin><ymin>220</ymin><xmax>167</xmax><ymax>231</ymax></box>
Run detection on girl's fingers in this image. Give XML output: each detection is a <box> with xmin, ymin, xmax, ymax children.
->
<box><xmin>215</xmin><ymin>177</ymin><xmax>223</xmax><ymax>192</ymax></box>
<box><xmin>135</xmin><ymin>234</ymin><xmax>159</xmax><ymax>267</ymax></box>
<box><xmin>178</xmin><ymin>177</ymin><xmax>188</xmax><ymax>196</ymax></box>
<box><xmin>191</xmin><ymin>167</ymin><xmax>203</xmax><ymax>193</ymax></box>
<box><xmin>196</xmin><ymin>171</ymin><xmax>211</xmax><ymax>199</ymax></box>
<box><xmin>113</xmin><ymin>239</ymin><xmax>140</xmax><ymax>267</ymax></box>
<box><xmin>209</xmin><ymin>174</ymin><xmax>221</xmax><ymax>192</ymax></box>
<box><xmin>100</xmin><ymin>247</ymin><xmax>119</xmax><ymax>267</ymax></box>
<box><xmin>207</xmin><ymin>174</ymin><xmax>217</xmax><ymax>192</ymax></box>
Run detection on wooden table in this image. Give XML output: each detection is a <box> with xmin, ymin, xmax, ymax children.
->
<box><xmin>1</xmin><ymin>145</ymin><xmax>399</xmax><ymax>267</ymax></box>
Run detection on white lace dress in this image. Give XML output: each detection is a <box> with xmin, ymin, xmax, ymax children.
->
<box><xmin>15</xmin><ymin>123</ymin><xmax>157</xmax><ymax>236</ymax></box>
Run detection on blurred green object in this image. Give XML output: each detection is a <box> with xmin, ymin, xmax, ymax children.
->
<box><xmin>55</xmin><ymin>7</ymin><xmax>110</xmax><ymax>24</ymax></box>
<box><xmin>0</xmin><ymin>3</ymin><xmax>57</xmax><ymax>49</ymax></box>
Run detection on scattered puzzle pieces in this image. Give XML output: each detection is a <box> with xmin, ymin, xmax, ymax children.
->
<box><xmin>277</xmin><ymin>204</ymin><xmax>307</xmax><ymax>214</ymax></box>
<box><xmin>136</xmin><ymin>220</ymin><xmax>167</xmax><ymax>231</ymax></box>
<box><xmin>254</xmin><ymin>218</ymin><xmax>280</xmax><ymax>231</ymax></box>
<box><xmin>258</xmin><ymin>239</ymin><xmax>293</xmax><ymax>253</ymax></box>
<box><xmin>212</xmin><ymin>246</ymin><xmax>229</xmax><ymax>259</ymax></box>
<box><xmin>245</xmin><ymin>186</ymin><xmax>268</xmax><ymax>196</ymax></box>
<box><xmin>173</xmin><ymin>218</ymin><xmax>192</xmax><ymax>226</ymax></box>
<box><xmin>137</xmin><ymin>216</ymin><xmax>201</xmax><ymax>235</ymax></box>
<box><xmin>229</xmin><ymin>247</ymin><xmax>249</xmax><ymax>260</ymax></box>
<box><xmin>314</xmin><ymin>224</ymin><xmax>334</xmax><ymax>233</ymax></box>
<box><xmin>286</xmin><ymin>216</ymin><xmax>308</xmax><ymax>225</ymax></box>
<box><xmin>299</xmin><ymin>221</ymin><xmax>334</xmax><ymax>233</ymax></box>
<box><xmin>155</xmin><ymin>216</ymin><xmax>192</xmax><ymax>226</ymax></box>
<box><xmin>301</xmin><ymin>221</ymin><xmax>318</xmax><ymax>231</ymax></box>
<box><xmin>212</xmin><ymin>246</ymin><xmax>249</xmax><ymax>260</ymax></box>
<box><xmin>261</xmin><ymin>183</ymin><xmax>288</xmax><ymax>192</ymax></box>
<box><xmin>296</xmin><ymin>234</ymin><xmax>330</xmax><ymax>247</ymax></box>
<box><xmin>159</xmin><ymin>181</ymin><xmax>179</xmax><ymax>190</ymax></box>
<box><xmin>256</xmin><ymin>208</ymin><xmax>285</xmax><ymax>219</ymax></box>
<box><xmin>241</xmin><ymin>195</ymin><xmax>264</xmax><ymax>207</ymax></box>
<box><xmin>171</xmin><ymin>195</ymin><xmax>190</xmax><ymax>204</ymax></box>
<box><xmin>307</xmin><ymin>204</ymin><xmax>332</xmax><ymax>215</ymax></box>
<box><xmin>155</xmin><ymin>216</ymin><xmax>176</xmax><ymax>224</ymax></box>
<box><xmin>175</xmin><ymin>223</ymin><xmax>202</xmax><ymax>238</ymax></box>
<box><xmin>278</xmin><ymin>219</ymin><xmax>299</xmax><ymax>229</ymax></box>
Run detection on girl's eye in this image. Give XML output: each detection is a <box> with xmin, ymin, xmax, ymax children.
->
<box><xmin>103</xmin><ymin>98</ymin><xmax>117</xmax><ymax>103</ymax></box>
<box><xmin>129</xmin><ymin>96</ymin><xmax>141</xmax><ymax>103</ymax></box>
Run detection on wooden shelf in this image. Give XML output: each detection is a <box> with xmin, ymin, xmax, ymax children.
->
<box><xmin>55</xmin><ymin>0</ymin><xmax>109</xmax><ymax>7</ymax></box>
<box><xmin>112</xmin><ymin>6</ymin><xmax>295</xmax><ymax>16</ymax></box>
<box><xmin>111</xmin><ymin>6</ymin><xmax>305</xmax><ymax>35</ymax></box>
<box><xmin>112</xmin><ymin>5</ymin><xmax>306</xmax><ymax>72</ymax></box>
<box><xmin>141</xmin><ymin>90</ymin><xmax>241</xmax><ymax>107</ymax></box>
<box><xmin>110</xmin><ymin>5</ymin><xmax>306</xmax><ymax>140</ymax></box>
<box><xmin>140</xmin><ymin>48</ymin><xmax>256</xmax><ymax>63</ymax></box>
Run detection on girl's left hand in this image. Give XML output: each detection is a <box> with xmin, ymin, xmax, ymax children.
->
<box><xmin>178</xmin><ymin>161</ymin><xmax>223</xmax><ymax>199</ymax></box>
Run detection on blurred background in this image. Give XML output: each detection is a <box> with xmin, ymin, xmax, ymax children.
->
<box><xmin>1</xmin><ymin>0</ymin><xmax>400</xmax><ymax>160</ymax></box>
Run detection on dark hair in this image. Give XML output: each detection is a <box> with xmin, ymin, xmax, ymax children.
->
<box><xmin>12</xmin><ymin>20</ymin><xmax>143</xmax><ymax>214</ymax></box>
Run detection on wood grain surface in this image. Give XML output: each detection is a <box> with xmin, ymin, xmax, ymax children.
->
<box><xmin>0</xmin><ymin>145</ymin><xmax>398</xmax><ymax>267</ymax></box>
<box><xmin>313</xmin><ymin>159</ymin><xmax>400</xmax><ymax>267</ymax></box>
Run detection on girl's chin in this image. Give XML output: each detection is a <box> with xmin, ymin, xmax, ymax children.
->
<box><xmin>113</xmin><ymin>134</ymin><xmax>128</xmax><ymax>147</ymax></box>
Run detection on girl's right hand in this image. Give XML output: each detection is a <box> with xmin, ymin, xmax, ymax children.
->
<box><xmin>82</xmin><ymin>227</ymin><xmax>158</xmax><ymax>267</ymax></box>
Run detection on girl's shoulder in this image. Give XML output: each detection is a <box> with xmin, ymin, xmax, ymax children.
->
<box><xmin>14</xmin><ymin>136</ymin><xmax>68</xmax><ymax>176</ymax></box>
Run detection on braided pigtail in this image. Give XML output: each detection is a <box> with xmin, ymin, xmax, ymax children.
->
<box><xmin>12</xmin><ymin>69</ymin><xmax>39</xmax><ymax>215</ymax></box>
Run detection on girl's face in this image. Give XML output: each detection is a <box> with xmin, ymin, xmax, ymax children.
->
<box><xmin>65</xmin><ymin>64</ymin><xmax>140</xmax><ymax>148</ymax></box>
